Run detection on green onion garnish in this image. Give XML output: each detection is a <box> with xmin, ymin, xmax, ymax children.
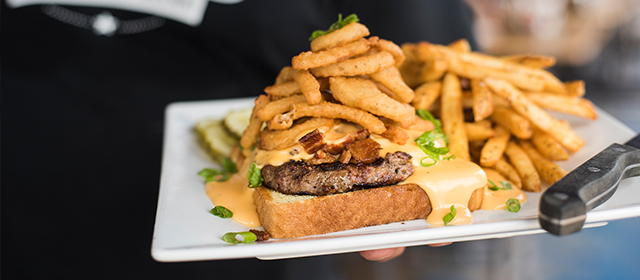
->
<box><xmin>198</xmin><ymin>157</ymin><xmax>237</xmax><ymax>182</ymax></box>
<box><xmin>506</xmin><ymin>198</ymin><xmax>521</xmax><ymax>212</ymax></box>
<box><xmin>488</xmin><ymin>180</ymin><xmax>513</xmax><ymax>191</ymax></box>
<box><xmin>500</xmin><ymin>180</ymin><xmax>513</xmax><ymax>190</ymax></box>
<box><xmin>443</xmin><ymin>205</ymin><xmax>457</xmax><ymax>225</ymax></box>
<box><xmin>309</xmin><ymin>13</ymin><xmax>359</xmax><ymax>41</ymax></box>
<box><xmin>222</xmin><ymin>231</ymin><xmax>258</xmax><ymax>244</ymax></box>
<box><xmin>198</xmin><ymin>168</ymin><xmax>231</xmax><ymax>182</ymax></box>
<box><xmin>415</xmin><ymin>109</ymin><xmax>451</xmax><ymax>167</ymax></box>
<box><xmin>247</xmin><ymin>162</ymin><xmax>263</xmax><ymax>188</ymax></box>
<box><xmin>210</xmin><ymin>206</ymin><xmax>233</xmax><ymax>218</ymax></box>
<box><xmin>222</xmin><ymin>157</ymin><xmax>238</xmax><ymax>173</ymax></box>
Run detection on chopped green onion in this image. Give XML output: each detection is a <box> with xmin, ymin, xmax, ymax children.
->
<box><xmin>198</xmin><ymin>157</ymin><xmax>237</xmax><ymax>182</ymax></box>
<box><xmin>488</xmin><ymin>180</ymin><xmax>513</xmax><ymax>191</ymax></box>
<box><xmin>443</xmin><ymin>155</ymin><xmax>456</xmax><ymax>161</ymax></box>
<box><xmin>222</xmin><ymin>231</ymin><xmax>258</xmax><ymax>244</ymax></box>
<box><xmin>198</xmin><ymin>168</ymin><xmax>231</xmax><ymax>182</ymax></box>
<box><xmin>309</xmin><ymin>13</ymin><xmax>360</xmax><ymax>41</ymax></box>
<box><xmin>210</xmin><ymin>206</ymin><xmax>233</xmax><ymax>218</ymax></box>
<box><xmin>414</xmin><ymin>111</ymin><xmax>451</xmax><ymax>167</ymax></box>
<box><xmin>499</xmin><ymin>180</ymin><xmax>513</xmax><ymax>190</ymax></box>
<box><xmin>222</xmin><ymin>157</ymin><xmax>238</xmax><ymax>173</ymax></box>
<box><xmin>247</xmin><ymin>162</ymin><xmax>263</xmax><ymax>188</ymax></box>
<box><xmin>506</xmin><ymin>198</ymin><xmax>521</xmax><ymax>212</ymax></box>
<box><xmin>443</xmin><ymin>205</ymin><xmax>457</xmax><ymax>225</ymax></box>
<box><xmin>416</xmin><ymin>109</ymin><xmax>442</xmax><ymax>129</ymax></box>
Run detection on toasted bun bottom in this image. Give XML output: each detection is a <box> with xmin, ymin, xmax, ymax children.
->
<box><xmin>253</xmin><ymin>183</ymin><xmax>430</xmax><ymax>239</ymax></box>
<box><xmin>254</xmin><ymin>184</ymin><xmax>485</xmax><ymax>239</ymax></box>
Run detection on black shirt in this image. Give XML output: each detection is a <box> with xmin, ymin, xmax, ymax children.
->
<box><xmin>2</xmin><ymin>1</ymin><xmax>475</xmax><ymax>278</ymax></box>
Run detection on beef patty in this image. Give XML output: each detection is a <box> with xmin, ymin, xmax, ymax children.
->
<box><xmin>261</xmin><ymin>151</ymin><xmax>414</xmax><ymax>196</ymax></box>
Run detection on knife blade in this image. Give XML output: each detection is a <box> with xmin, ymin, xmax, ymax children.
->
<box><xmin>539</xmin><ymin>133</ymin><xmax>640</xmax><ymax>235</ymax></box>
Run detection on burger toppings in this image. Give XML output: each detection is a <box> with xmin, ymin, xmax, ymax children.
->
<box><xmin>298</xmin><ymin>129</ymin><xmax>325</xmax><ymax>154</ymax></box>
<box><xmin>345</xmin><ymin>137</ymin><xmax>381</xmax><ymax>164</ymax></box>
<box><xmin>261</xmin><ymin>151</ymin><xmax>414</xmax><ymax>196</ymax></box>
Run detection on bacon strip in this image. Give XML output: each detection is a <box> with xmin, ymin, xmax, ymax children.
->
<box><xmin>298</xmin><ymin>129</ymin><xmax>325</xmax><ymax>154</ymax></box>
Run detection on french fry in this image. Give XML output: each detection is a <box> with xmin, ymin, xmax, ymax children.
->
<box><xmin>293</xmin><ymin>69</ymin><xmax>322</xmax><ymax>104</ymax></box>
<box><xmin>465</xmin><ymin>122</ymin><xmax>495</xmax><ymax>141</ymax></box>
<box><xmin>480</xmin><ymin>125</ymin><xmax>510</xmax><ymax>167</ymax></box>
<box><xmin>415</xmin><ymin>41</ymin><xmax>439</xmax><ymax>62</ymax></box>
<box><xmin>411</xmin><ymin>81</ymin><xmax>442</xmax><ymax>110</ymax></box>
<box><xmin>501</xmin><ymin>54</ymin><xmax>556</xmax><ymax>68</ymax></box>
<box><xmin>490</xmin><ymin>106</ymin><xmax>532</xmax><ymax>139</ymax></box>
<box><xmin>369</xmin><ymin>67</ymin><xmax>415</xmax><ymax>103</ymax></box>
<box><xmin>441</xmin><ymin>73</ymin><xmax>470</xmax><ymax>160</ymax></box>
<box><xmin>525</xmin><ymin>92</ymin><xmax>597</xmax><ymax>120</ymax></box>
<box><xmin>519</xmin><ymin>140</ymin><xmax>567</xmax><ymax>184</ymax></box>
<box><xmin>531</xmin><ymin>126</ymin><xmax>569</xmax><ymax>161</ymax></box>
<box><xmin>441</xmin><ymin>48</ymin><xmax>545</xmax><ymax>92</ymax></box>
<box><xmin>414</xmin><ymin>42</ymin><xmax>448</xmax><ymax>82</ymax></box>
<box><xmin>310</xmin><ymin>22</ymin><xmax>370</xmax><ymax>52</ymax></box>
<box><xmin>398</xmin><ymin>59</ymin><xmax>424</xmax><ymax>88</ymax></box>
<box><xmin>494</xmin><ymin>157</ymin><xmax>522</xmax><ymax>188</ymax></box>
<box><xmin>429</xmin><ymin>43</ymin><xmax>545</xmax><ymax>92</ymax></box>
<box><xmin>264</xmin><ymin>81</ymin><xmax>301</xmax><ymax>97</ymax></box>
<box><xmin>448</xmin><ymin>38</ymin><xmax>471</xmax><ymax>52</ymax></box>
<box><xmin>270</xmin><ymin>102</ymin><xmax>386</xmax><ymax>134</ymax></box>
<box><xmin>259</xmin><ymin>118</ymin><xmax>334</xmax><ymax>151</ymax></box>
<box><xmin>292</xmin><ymin>38</ymin><xmax>372</xmax><ymax>70</ymax></box>
<box><xmin>434</xmin><ymin>44</ymin><xmax>566</xmax><ymax>94</ymax></box>
<box><xmin>419</xmin><ymin>57</ymin><xmax>448</xmax><ymax>82</ymax></box>
<box><xmin>256</xmin><ymin>94</ymin><xmax>308</xmax><ymax>122</ymax></box>
<box><xmin>376</xmin><ymin>38</ymin><xmax>405</xmax><ymax>67</ymax></box>
<box><xmin>240</xmin><ymin>95</ymin><xmax>270</xmax><ymax>149</ymax></box>
<box><xmin>330</xmin><ymin>77</ymin><xmax>415</xmax><ymax>128</ymax></box>
<box><xmin>563</xmin><ymin>80</ymin><xmax>585</xmax><ymax>97</ymax></box>
<box><xmin>310</xmin><ymin>51</ymin><xmax>395</xmax><ymax>77</ymax></box>
<box><xmin>470</xmin><ymin>79</ymin><xmax>494</xmax><ymax>121</ymax></box>
<box><xmin>504</xmin><ymin>141</ymin><xmax>541</xmax><ymax>192</ymax></box>
<box><xmin>400</xmin><ymin>42</ymin><xmax>418</xmax><ymax>61</ymax></box>
<box><xmin>485</xmin><ymin>78</ymin><xmax>585</xmax><ymax>152</ymax></box>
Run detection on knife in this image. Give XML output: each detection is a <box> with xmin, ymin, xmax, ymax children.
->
<box><xmin>539</xmin><ymin>133</ymin><xmax>640</xmax><ymax>235</ymax></box>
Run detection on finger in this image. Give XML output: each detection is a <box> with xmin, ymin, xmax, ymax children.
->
<box><xmin>359</xmin><ymin>247</ymin><xmax>405</xmax><ymax>262</ymax></box>
<box><xmin>428</xmin><ymin>242</ymin><xmax>452</xmax><ymax>247</ymax></box>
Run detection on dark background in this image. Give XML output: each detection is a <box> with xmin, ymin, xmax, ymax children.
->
<box><xmin>4</xmin><ymin>0</ymin><xmax>640</xmax><ymax>279</ymax></box>
<box><xmin>1</xmin><ymin>1</ymin><xmax>479</xmax><ymax>279</ymax></box>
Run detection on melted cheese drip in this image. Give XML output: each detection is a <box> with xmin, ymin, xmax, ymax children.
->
<box><xmin>206</xmin><ymin>174</ymin><xmax>260</xmax><ymax>227</ymax></box>
<box><xmin>205</xmin><ymin>149</ymin><xmax>261</xmax><ymax>227</ymax></box>
<box><xmin>373</xmin><ymin>131</ymin><xmax>486</xmax><ymax>225</ymax></box>
<box><xmin>481</xmin><ymin>169</ymin><xmax>527</xmax><ymax>210</ymax></box>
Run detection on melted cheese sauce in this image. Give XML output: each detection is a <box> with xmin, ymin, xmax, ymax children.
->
<box><xmin>205</xmin><ymin>121</ymin><xmax>498</xmax><ymax>228</ymax></box>
<box><xmin>481</xmin><ymin>169</ymin><xmax>527</xmax><ymax>210</ymax></box>
<box><xmin>206</xmin><ymin>174</ymin><xmax>260</xmax><ymax>227</ymax></box>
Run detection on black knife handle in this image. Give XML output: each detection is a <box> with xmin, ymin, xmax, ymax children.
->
<box><xmin>539</xmin><ymin>143</ymin><xmax>640</xmax><ymax>235</ymax></box>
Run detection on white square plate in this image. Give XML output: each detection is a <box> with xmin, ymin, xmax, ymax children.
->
<box><xmin>151</xmin><ymin>97</ymin><xmax>640</xmax><ymax>262</ymax></box>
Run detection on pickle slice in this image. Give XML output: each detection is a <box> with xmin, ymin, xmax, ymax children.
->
<box><xmin>223</xmin><ymin>108</ymin><xmax>252</xmax><ymax>138</ymax></box>
<box><xmin>195</xmin><ymin>119</ymin><xmax>237</xmax><ymax>162</ymax></box>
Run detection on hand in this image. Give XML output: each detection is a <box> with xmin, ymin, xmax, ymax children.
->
<box><xmin>358</xmin><ymin>243</ymin><xmax>452</xmax><ymax>262</ymax></box>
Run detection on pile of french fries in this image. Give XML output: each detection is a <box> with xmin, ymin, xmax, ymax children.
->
<box><xmin>239</xmin><ymin>21</ymin><xmax>432</xmax><ymax>165</ymax></box>
<box><xmin>400</xmin><ymin>39</ymin><xmax>597</xmax><ymax>192</ymax></box>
